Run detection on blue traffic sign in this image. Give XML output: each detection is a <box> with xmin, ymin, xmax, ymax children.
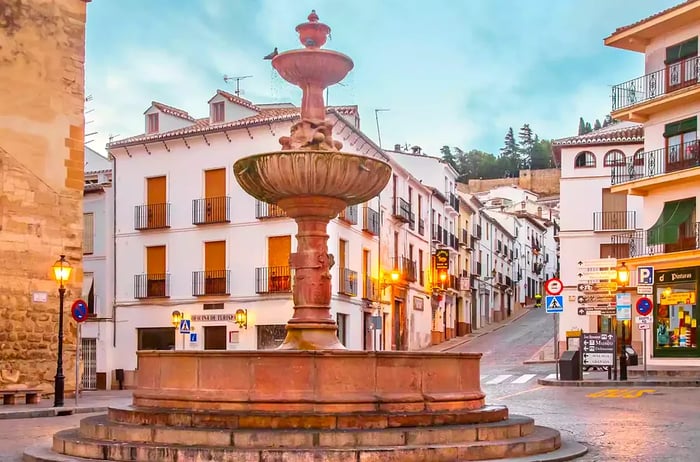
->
<box><xmin>71</xmin><ymin>299</ymin><xmax>89</xmax><ymax>323</ymax></box>
<box><xmin>545</xmin><ymin>295</ymin><xmax>564</xmax><ymax>313</ymax></box>
<box><xmin>638</xmin><ymin>266</ymin><xmax>654</xmax><ymax>285</ymax></box>
<box><xmin>636</xmin><ymin>296</ymin><xmax>653</xmax><ymax>316</ymax></box>
<box><xmin>179</xmin><ymin>319</ymin><xmax>191</xmax><ymax>334</ymax></box>
<box><xmin>189</xmin><ymin>332</ymin><xmax>198</xmax><ymax>342</ymax></box>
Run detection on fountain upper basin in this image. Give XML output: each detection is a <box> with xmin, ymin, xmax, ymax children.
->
<box><xmin>234</xmin><ymin>150</ymin><xmax>391</xmax><ymax>208</ymax></box>
<box><xmin>272</xmin><ymin>49</ymin><xmax>354</xmax><ymax>88</ymax></box>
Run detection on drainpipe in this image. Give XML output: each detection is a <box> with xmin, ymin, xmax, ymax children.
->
<box><xmin>110</xmin><ymin>152</ymin><xmax>117</xmax><ymax>349</ymax></box>
<box><xmin>376</xmin><ymin>193</ymin><xmax>381</xmax><ymax>351</ymax></box>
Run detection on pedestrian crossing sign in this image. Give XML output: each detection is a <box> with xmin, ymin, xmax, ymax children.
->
<box><xmin>179</xmin><ymin>319</ymin><xmax>191</xmax><ymax>334</ymax></box>
<box><xmin>545</xmin><ymin>295</ymin><xmax>564</xmax><ymax>313</ymax></box>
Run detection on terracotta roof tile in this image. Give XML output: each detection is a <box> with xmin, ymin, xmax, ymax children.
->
<box><xmin>211</xmin><ymin>89</ymin><xmax>262</xmax><ymax>112</ymax></box>
<box><xmin>611</xmin><ymin>0</ymin><xmax>697</xmax><ymax>35</ymax></box>
<box><xmin>552</xmin><ymin>122</ymin><xmax>644</xmax><ymax>147</ymax></box>
<box><xmin>148</xmin><ymin>101</ymin><xmax>196</xmax><ymax>121</ymax></box>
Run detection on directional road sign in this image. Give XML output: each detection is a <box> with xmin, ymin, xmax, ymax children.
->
<box><xmin>577</xmin><ymin>258</ymin><xmax>617</xmax><ymax>269</ymax></box>
<box><xmin>577</xmin><ymin>282</ymin><xmax>617</xmax><ymax>293</ymax></box>
<box><xmin>545</xmin><ymin>295</ymin><xmax>564</xmax><ymax>313</ymax></box>
<box><xmin>544</xmin><ymin>278</ymin><xmax>563</xmax><ymax>296</ymax></box>
<box><xmin>179</xmin><ymin>319</ymin><xmax>191</xmax><ymax>334</ymax></box>
<box><xmin>577</xmin><ymin>294</ymin><xmax>616</xmax><ymax>304</ymax></box>
<box><xmin>582</xmin><ymin>332</ymin><xmax>615</xmax><ymax>366</ymax></box>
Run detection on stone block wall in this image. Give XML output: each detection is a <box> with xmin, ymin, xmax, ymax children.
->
<box><xmin>0</xmin><ymin>0</ymin><xmax>88</xmax><ymax>393</ymax></box>
<box><xmin>464</xmin><ymin>168</ymin><xmax>561</xmax><ymax>196</ymax></box>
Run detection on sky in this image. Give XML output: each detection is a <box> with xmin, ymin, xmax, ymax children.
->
<box><xmin>84</xmin><ymin>0</ymin><xmax>681</xmax><ymax>157</ymax></box>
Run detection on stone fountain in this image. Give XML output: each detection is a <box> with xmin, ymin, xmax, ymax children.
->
<box><xmin>24</xmin><ymin>11</ymin><xmax>586</xmax><ymax>462</ymax></box>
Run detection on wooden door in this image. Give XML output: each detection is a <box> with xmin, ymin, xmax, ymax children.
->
<box><xmin>146</xmin><ymin>245</ymin><xmax>166</xmax><ymax>297</ymax></box>
<box><xmin>146</xmin><ymin>176</ymin><xmax>167</xmax><ymax>228</ymax></box>
<box><xmin>268</xmin><ymin>236</ymin><xmax>291</xmax><ymax>291</ymax></box>
<box><xmin>601</xmin><ymin>188</ymin><xmax>627</xmax><ymax>229</ymax></box>
<box><xmin>204</xmin><ymin>241</ymin><xmax>226</xmax><ymax>294</ymax></box>
<box><xmin>204</xmin><ymin>169</ymin><xmax>226</xmax><ymax>222</ymax></box>
<box><xmin>203</xmin><ymin>326</ymin><xmax>227</xmax><ymax>350</ymax></box>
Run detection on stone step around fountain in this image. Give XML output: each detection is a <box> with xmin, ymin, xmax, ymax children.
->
<box><xmin>107</xmin><ymin>404</ymin><xmax>510</xmax><ymax>430</ymax></box>
<box><xmin>78</xmin><ymin>413</ymin><xmax>535</xmax><ymax>449</ymax></box>
<box><xmin>45</xmin><ymin>424</ymin><xmax>560</xmax><ymax>462</ymax></box>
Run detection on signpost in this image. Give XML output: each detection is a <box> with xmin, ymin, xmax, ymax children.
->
<box><xmin>71</xmin><ymin>299</ymin><xmax>88</xmax><ymax>406</ymax></box>
<box><xmin>577</xmin><ymin>259</ymin><xmax>617</xmax><ymax>317</ymax></box>
<box><xmin>544</xmin><ymin>294</ymin><xmax>563</xmax><ymax>380</ymax></box>
<box><xmin>635</xmin><ymin>296</ymin><xmax>653</xmax><ymax>380</ymax></box>
<box><xmin>581</xmin><ymin>332</ymin><xmax>615</xmax><ymax>368</ymax></box>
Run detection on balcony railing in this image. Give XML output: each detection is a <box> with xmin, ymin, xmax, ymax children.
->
<box><xmin>339</xmin><ymin>268</ymin><xmax>358</xmax><ymax>296</ymax></box>
<box><xmin>338</xmin><ymin>205</ymin><xmax>358</xmax><ymax>225</ymax></box>
<box><xmin>612</xmin><ymin>55</ymin><xmax>700</xmax><ymax>111</ymax></box>
<box><xmin>134</xmin><ymin>203</ymin><xmax>170</xmax><ymax>230</ymax></box>
<box><xmin>475</xmin><ymin>262</ymin><xmax>482</xmax><ymax>276</ymax></box>
<box><xmin>255</xmin><ymin>266</ymin><xmax>292</xmax><ymax>294</ymax></box>
<box><xmin>192</xmin><ymin>196</ymin><xmax>230</xmax><ymax>225</ymax></box>
<box><xmin>448</xmin><ymin>192</ymin><xmax>459</xmax><ymax>211</ymax></box>
<box><xmin>134</xmin><ymin>273</ymin><xmax>170</xmax><ymax>298</ymax></box>
<box><xmin>393</xmin><ymin>197</ymin><xmax>412</xmax><ymax>223</ymax></box>
<box><xmin>442</xmin><ymin>228</ymin><xmax>448</xmax><ymax>245</ymax></box>
<box><xmin>395</xmin><ymin>256</ymin><xmax>417</xmax><ymax>282</ymax></box>
<box><xmin>432</xmin><ymin>224</ymin><xmax>442</xmax><ymax>242</ymax></box>
<box><xmin>449</xmin><ymin>233</ymin><xmax>458</xmax><ymax>250</ymax></box>
<box><xmin>192</xmin><ymin>270</ymin><xmax>230</xmax><ymax>296</ymax></box>
<box><xmin>593</xmin><ymin>211</ymin><xmax>636</xmax><ymax>231</ymax></box>
<box><xmin>609</xmin><ymin>222</ymin><xmax>700</xmax><ymax>259</ymax></box>
<box><xmin>255</xmin><ymin>200</ymin><xmax>287</xmax><ymax>219</ymax></box>
<box><xmin>611</xmin><ymin>140</ymin><xmax>700</xmax><ymax>185</ymax></box>
<box><xmin>362</xmin><ymin>206</ymin><xmax>380</xmax><ymax>235</ymax></box>
<box><xmin>461</xmin><ymin>229</ymin><xmax>470</xmax><ymax>248</ymax></box>
<box><xmin>418</xmin><ymin>218</ymin><xmax>425</xmax><ymax>236</ymax></box>
<box><xmin>474</xmin><ymin>224</ymin><xmax>482</xmax><ymax>239</ymax></box>
<box><xmin>362</xmin><ymin>274</ymin><xmax>380</xmax><ymax>301</ymax></box>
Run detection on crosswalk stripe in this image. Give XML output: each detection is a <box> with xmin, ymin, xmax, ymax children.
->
<box><xmin>485</xmin><ymin>374</ymin><xmax>512</xmax><ymax>384</ymax></box>
<box><xmin>512</xmin><ymin>374</ymin><xmax>537</xmax><ymax>384</ymax></box>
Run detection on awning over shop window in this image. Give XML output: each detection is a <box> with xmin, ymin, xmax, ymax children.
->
<box><xmin>646</xmin><ymin>199</ymin><xmax>696</xmax><ymax>245</ymax></box>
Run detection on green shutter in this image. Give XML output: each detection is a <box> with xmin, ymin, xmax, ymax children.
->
<box><xmin>665</xmin><ymin>37</ymin><xmax>698</xmax><ymax>63</ymax></box>
<box><xmin>647</xmin><ymin>198</ymin><xmax>696</xmax><ymax>245</ymax></box>
<box><xmin>663</xmin><ymin>117</ymin><xmax>697</xmax><ymax>138</ymax></box>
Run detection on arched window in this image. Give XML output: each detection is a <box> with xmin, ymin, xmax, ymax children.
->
<box><xmin>603</xmin><ymin>149</ymin><xmax>626</xmax><ymax>166</ymax></box>
<box><xmin>574</xmin><ymin>151</ymin><xmax>596</xmax><ymax>168</ymax></box>
<box><xmin>633</xmin><ymin>148</ymin><xmax>645</xmax><ymax>166</ymax></box>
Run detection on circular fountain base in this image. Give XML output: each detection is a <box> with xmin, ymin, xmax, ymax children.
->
<box><xmin>22</xmin><ymin>351</ymin><xmax>587</xmax><ymax>462</ymax></box>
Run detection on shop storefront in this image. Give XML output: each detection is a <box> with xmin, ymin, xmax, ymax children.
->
<box><xmin>654</xmin><ymin>267</ymin><xmax>698</xmax><ymax>357</ymax></box>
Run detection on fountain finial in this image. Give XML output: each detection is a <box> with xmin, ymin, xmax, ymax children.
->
<box><xmin>296</xmin><ymin>9</ymin><xmax>330</xmax><ymax>48</ymax></box>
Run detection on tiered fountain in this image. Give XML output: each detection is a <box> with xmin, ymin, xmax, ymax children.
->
<box><xmin>24</xmin><ymin>11</ymin><xmax>585</xmax><ymax>462</ymax></box>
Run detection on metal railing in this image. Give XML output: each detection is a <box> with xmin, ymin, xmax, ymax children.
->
<box><xmin>192</xmin><ymin>196</ymin><xmax>230</xmax><ymax>224</ymax></box>
<box><xmin>135</xmin><ymin>203</ymin><xmax>170</xmax><ymax>230</ymax></box>
<box><xmin>609</xmin><ymin>222</ymin><xmax>700</xmax><ymax>259</ymax></box>
<box><xmin>255</xmin><ymin>266</ymin><xmax>292</xmax><ymax>294</ymax></box>
<box><xmin>362</xmin><ymin>274</ymin><xmax>380</xmax><ymax>301</ymax></box>
<box><xmin>134</xmin><ymin>273</ymin><xmax>170</xmax><ymax>298</ymax></box>
<box><xmin>474</xmin><ymin>224</ymin><xmax>482</xmax><ymax>239</ymax></box>
<box><xmin>432</xmin><ymin>224</ymin><xmax>442</xmax><ymax>242</ymax></box>
<box><xmin>393</xmin><ymin>197</ymin><xmax>412</xmax><ymax>223</ymax></box>
<box><xmin>192</xmin><ymin>270</ymin><xmax>230</xmax><ymax>296</ymax></box>
<box><xmin>448</xmin><ymin>192</ymin><xmax>459</xmax><ymax>211</ymax></box>
<box><xmin>611</xmin><ymin>140</ymin><xmax>700</xmax><ymax>185</ymax></box>
<box><xmin>255</xmin><ymin>200</ymin><xmax>287</xmax><ymax>219</ymax></box>
<box><xmin>449</xmin><ymin>233</ymin><xmax>458</xmax><ymax>250</ymax></box>
<box><xmin>362</xmin><ymin>206</ymin><xmax>380</xmax><ymax>235</ymax></box>
<box><xmin>339</xmin><ymin>268</ymin><xmax>358</xmax><ymax>296</ymax></box>
<box><xmin>394</xmin><ymin>256</ymin><xmax>417</xmax><ymax>282</ymax></box>
<box><xmin>612</xmin><ymin>55</ymin><xmax>700</xmax><ymax>111</ymax></box>
<box><xmin>418</xmin><ymin>218</ymin><xmax>425</xmax><ymax>236</ymax></box>
<box><xmin>593</xmin><ymin>211</ymin><xmax>636</xmax><ymax>231</ymax></box>
<box><xmin>338</xmin><ymin>205</ymin><xmax>358</xmax><ymax>225</ymax></box>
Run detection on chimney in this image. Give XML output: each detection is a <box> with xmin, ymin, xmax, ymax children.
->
<box><xmin>394</xmin><ymin>144</ymin><xmax>401</xmax><ymax>151</ymax></box>
<box><xmin>411</xmin><ymin>145</ymin><xmax>422</xmax><ymax>155</ymax></box>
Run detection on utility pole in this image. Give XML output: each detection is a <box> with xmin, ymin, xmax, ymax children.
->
<box><xmin>374</xmin><ymin>108</ymin><xmax>390</xmax><ymax>149</ymax></box>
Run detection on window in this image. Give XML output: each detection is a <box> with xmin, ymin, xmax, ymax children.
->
<box><xmin>137</xmin><ymin>327</ymin><xmax>175</xmax><ymax>350</ymax></box>
<box><xmin>211</xmin><ymin>101</ymin><xmax>225</xmax><ymax>123</ymax></box>
<box><xmin>147</xmin><ymin>113</ymin><xmax>159</xmax><ymax>134</ymax></box>
<box><xmin>419</xmin><ymin>249</ymin><xmax>424</xmax><ymax>286</ymax></box>
<box><xmin>664</xmin><ymin>117</ymin><xmax>697</xmax><ymax>172</ymax></box>
<box><xmin>83</xmin><ymin>212</ymin><xmax>94</xmax><ymax>255</ymax></box>
<box><xmin>603</xmin><ymin>150</ymin><xmax>626</xmax><ymax>167</ymax></box>
<box><xmin>337</xmin><ymin>313</ymin><xmax>348</xmax><ymax>346</ymax></box>
<box><xmin>83</xmin><ymin>271</ymin><xmax>95</xmax><ymax>316</ymax></box>
<box><xmin>665</xmin><ymin>37</ymin><xmax>698</xmax><ymax>92</ymax></box>
<box><xmin>574</xmin><ymin>151</ymin><xmax>596</xmax><ymax>168</ymax></box>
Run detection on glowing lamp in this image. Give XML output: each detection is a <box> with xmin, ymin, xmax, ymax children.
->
<box><xmin>235</xmin><ymin>309</ymin><xmax>248</xmax><ymax>329</ymax></box>
<box><xmin>52</xmin><ymin>255</ymin><xmax>72</xmax><ymax>285</ymax></box>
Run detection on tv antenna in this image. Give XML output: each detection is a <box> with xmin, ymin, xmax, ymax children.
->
<box><xmin>374</xmin><ymin>108</ymin><xmax>390</xmax><ymax>149</ymax></box>
<box><xmin>223</xmin><ymin>75</ymin><xmax>253</xmax><ymax>96</ymax></box>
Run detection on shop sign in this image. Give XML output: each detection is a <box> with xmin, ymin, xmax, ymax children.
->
<box><xmin>191</xmin><ymin>313</ymin><xmax>236</xmax><ymax>322</ymax></box>
<box><xmin>434</xmin><ymin>249</ymin><xmax>449</xmax><ymax>269</ymax></box>
<box><xmin>655</xmin><ymin>268</ymin><xmax>697</xmax><ymax>284</ymax></box>
<box><xmin>660</xmin><ymin>291</ymin><xmax>696</xmax><ymax>305</ymax></box>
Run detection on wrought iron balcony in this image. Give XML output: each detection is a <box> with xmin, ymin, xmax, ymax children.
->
<box><xmin>611</xmin><ymin>140</ymin><xmax>700</xmax><ymax>185</ymax></box>
<box><xmin>134</xmin><ymin>273</ymin><xmax>170</xmax><ymax>298</ymax></box>
<box><xmin>475</xmin><ymin>262</ymin><xmax>482</xmax><ymax>276</ymax></box>
<box><xmin>447</xmin><ymin>192</ymin><xmax>459</xmax><ymax>211</ymax></box>
<box><xmin>473</xmin><ymin>224</ymin><xmax>482</xmax><ymax>240</ymax></box>
<box><xmin>449</xmin><ymin>233</ymin><xmax>458</xmax><ymax>250</ymax></box>
<box><xmin>442</xmin><ymin>228</ymin><xmax>448</xmax><ymax>245</ymax></box>
<box><xmin>362</xmin><ymin>274</ymin><xmax>380</xmax><ymax>301</ymax></box>
<box><xmin>338</xmin><ymin>268</ymin><xmax>358</xmax><ymax>296</ymax></box>
<box><xmin>394</xmin><ymin>256</ymin><xmax>417</xmax><ymax>282</ymax></box>
<box><xmin>593</xmin><ymin>211</ymin><xmax>636</xmax><ymax>231</ymax></box>
<box><xmin>338</xmin><ymin>205</ymin><xmax>358</xmax><ymax>225</ymax></box>
<box><xmin>255</xmin><ymin>200</ymin><xmax>287</xmax><ymax>219</ymax></box>
<box><xmin>418</xmin><ymin>218</ymin><xmax>425</xmax><ymax>236</ymax></box>
<box><xmin>362</xmin><ymin>206</ymin><xmax>380</xmax><ymax>235</ymax></box>
<box><xmin>393</xmin><ymin>197</ymin><xmax>412</xmax><ymax>223</ymax></box>
<box><xmin>134</xmin><ymin>203</ymin><xmax>170</xmax><ymax>230</ymax></box>
<box><xmin>192</xmin><ymin>270</ymin><xmax>230</xmax><ymax>296</ymax></box>
<box><xmin>609</xmin><ymin>222</ymin><xmax>700</xmax><ymax>259</ymax></box>
<box><xmin>255</xmin><ymin>266</ymin><xmax>292</xmax><ymax>294</ymax></box>
<box><xmin>432</xmin><ymin>224</ymin><xmax>442</xmax><ymax>242</ymax></box>
<box><xmin>192</xmin><ymin>196</ymin><xmax>230</xmax><ymax>225</ymax></box>
<box><xmin>612</xmin><ymin>55</ymin><xmax>700</xmax><ymax>112</ymax></box>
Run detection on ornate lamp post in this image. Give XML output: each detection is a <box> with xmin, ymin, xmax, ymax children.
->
<box><xmin>51</xmin><ymin>255</ymin><xmax>72</xmax><ymax>407</ymax></box>
<box><xmin>616</xmin><ymin>262</ymin><xmax>630</xmax><ymax>380</ymax></box>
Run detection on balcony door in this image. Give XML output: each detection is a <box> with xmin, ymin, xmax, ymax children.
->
<box><xmin>362</xmin><ymin>249</ymin><xmax>371</xmax><ymax>299</ymax></box>
<box><xmin>665</xmin><ymin>37</ymin><xmax>698</xmax><ymax>93</ymax></box>
<box><xmin>268</xmin><ymin>236</ymin><xmax>291</xmax><ymax>292</ymax></box>
<box><xmin>146</xmin><ymin>176</ymin><xmax>167</xmax><ymax>228</ymax></box>
<box><xmin>204</xmin><ymin>168</ymin><xmax>226</xmax><ymax>222</ymax></box>
<box><xmin>146</xmin><ymin>245</ymin><xmax>166</xmax><ymax>297</ymax></box>
<box><xmin>204</xmin><ymin>241</ymin><xmax>227</xmax><ymax>295</ymax></box>
<box><xmin>664</xmin><ymin>117</ymin><xmax>697</xmax><ymax>173</ymax></box>
<box><xmin>601</xmin><ymin>188</ymin><xmax>628</xmax><ymax>230</ymax></box>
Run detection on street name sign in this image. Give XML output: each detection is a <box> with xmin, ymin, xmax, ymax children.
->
<box><xmin>582</xmin><ymin>332</ymin><xmax>615</xmax><ymax>366</ymax></box>
<box><xmin>638</xmin><ymin>324</ymin><xmax>650</xmax><ymax>330</ymax></box>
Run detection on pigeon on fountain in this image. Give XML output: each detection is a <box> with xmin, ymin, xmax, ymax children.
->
<box><xmin>263</xmin><ymin>47</ymin><xmax>278</xmax><ymax>60</ymax></box>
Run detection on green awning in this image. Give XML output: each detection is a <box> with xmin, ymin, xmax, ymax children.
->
<box><xmin>647</xmin><ymin>199</ymin><xmax>696</xmax><ymax>245</ymax></box>
<box><xmin>665</xmin><ymin>37</ymin><xmax>698</xmax><ymax>64</ymax></box>
<box><xmin>664</xmin><ymin>117</ymin><xmax>697</xmax><ymax>138</ymax></box>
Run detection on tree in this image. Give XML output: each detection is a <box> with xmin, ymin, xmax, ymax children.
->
<box><xmin>584</xmin><ymin>121</ymin><xmax>592</xmax><ymax>133</ymax></box>
<box><xmin>578</xmin><ymin>117</ymin><xmax>586</xmax><ymax>136</ymax></box>
<box><xmin>593</xmin><ymin>119</ymin><xmax>602</xmax><ymax>130</ymax></box>
<box><xmin>440</xmin><ymin>145</ymin><xmax>457</xmax><ymax>171</ymax></box>
<box><xmin>530</xmin><ymin>137</ymin><xmax>553</xmax><ymax>169</ymax></box>
<box><xmin>499</xmin><ymin>127</ymin><xmax>519</xmax><ymax>177</ymax></box>
<box><xmin>602</xmin><ymin>114</ymin><xmax>615</xmax><ymax>127</ymax></box>
<box><xmin>518</xmin><ymin>124</ymin><xmax>535</xmax><ymax>169</ymax></box>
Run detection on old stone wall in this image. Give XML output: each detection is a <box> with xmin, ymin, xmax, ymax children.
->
<box><xmin>464</xmin><ymin>168</ymin><xmax>561</xmax><ymax>196</ymax></box>
<box><xmin>0</xmin><ymin>0</ymin><xmax>88</xmax><ymax>393</ymax></box>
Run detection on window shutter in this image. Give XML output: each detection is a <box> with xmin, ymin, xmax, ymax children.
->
<box><xmin>83</xmin><ymin>213</ymin><xmax>94</xmax><ymax>254</ymax></box>
<box><xmin>665</xmin><ymin>37</ymin><xmax>698</xmax><ymax>63</ymax></box>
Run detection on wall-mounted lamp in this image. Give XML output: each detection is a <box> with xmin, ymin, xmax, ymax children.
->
<box><xmin>235</xmin><ymin>309</ymin><xmax>248</xmax><ymax>329</ymax></box>
<box><xmin>616</xmin><ymin>262</ymin><xmax>629</xmax><ymax>287</ymax></box>
<box><xmin>381</xmin><ymin>269</ymin><xmax>401</xmax><ymax>289</ymax></box>
<box><xmin>171</xmin><ymin>310</ymin><xmax>182</xmax><ymax>327</ymax></box>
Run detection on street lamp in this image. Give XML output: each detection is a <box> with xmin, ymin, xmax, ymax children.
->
<box><xmin>51</xmin><ymin>255</ymin><xmax>72</xmax><ymax>408</ymax></box>
<box><xmin>616</xmin><ymin>262</ymin><xmax>630</xmax><ymax>381</ymax></box>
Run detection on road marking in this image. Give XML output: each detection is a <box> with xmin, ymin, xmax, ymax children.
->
<box><xmin>492</xmin><ymin>386</ymin><xmax>545</xmax><ymax>401</ymax></box>
<box><xmin>587</xmin><ymin>389</ymin><xmax>656</xmax><ymax>399</ymax></box>
<box><xmin>512</xmin><ymin>374</ymin><xmax>537</xmax><ymax>384</ymax></box>
<box><xmin>485</xmin><ymin>374</ymin><xmax>512</xmax><ymax>384</ymax></box>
